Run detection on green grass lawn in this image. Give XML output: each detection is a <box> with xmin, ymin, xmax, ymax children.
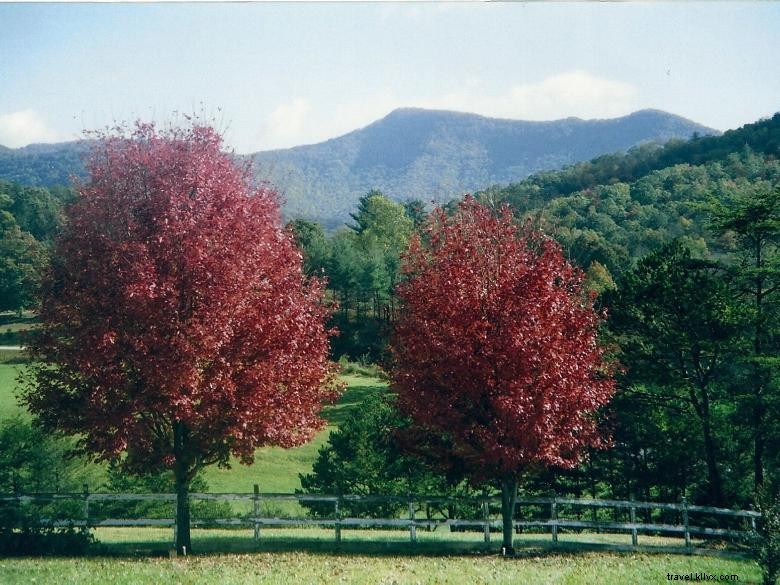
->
<box><xmin>0</xmin><ymin>361</ymin><xmax>25</xmax><ymax>417</ymax></box>
<box><xmin>0</xmin><ymin>312</ymin><xmax>36</xmax><ymax>417</ymax></box>
<box><xmin>0</xmin><ymin>527</ymin><xmax>764</xmax><ymax>584</ymax></box>
<box><xmin>202</xmin><ymin>375</ymin><xmax>387</xmax><ymax>493</ymax></box>
<box><xmin>0</xmin><ymin>312</ymin><xmax>39</xmax><ymax>345</ymax></box>
<box><xmin>0</xmin><ymin>317</ymin><xmax>764</xmax><ymax>580</ymax></box>
<box><xmin>0</xmin><ymin>546</ymin><xmax>760</xmax><ymax>585</ymax></box>
<box><xmin>0</xmin><ymin>339</ymin><xmax>387</xmax><ymax>493</ymax></box>
<box><xmin>84</xmin><ymin>526</ymin><xmax>740</xmax><ymax>553</ymax></box>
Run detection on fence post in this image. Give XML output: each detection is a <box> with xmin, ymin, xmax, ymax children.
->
<box><xmin>551</xmin><ymin>491</ymin><xmax>558</xmax><ymax>546</ymax></box>
<box><xmin>82</xmin><ymin>483</ymin><xmax>90</xmax><ymax>529</ymax></box>
<box><xmin>629</xmin><ymin>493</ymin><xmax>638</xmax><ymax>547</ymax></box>
<box><xmin>334</xmin><ymin>494</ymin><xmax>342</xmax><ymax>544</ymax></box>
<box><xmin>13</xmin><ymin>481</ymin><xmax>21</xmax><ymax>530</ymax></box>
<box><xmin>173</xmin><ymin>491</ymin><xmax>177</xmax><ymax>549</ymax></box>
<box><xmin>483</xmin><ymin>499</ymin><xmax>491</xmax><ymax>543</ymax></box>
<box><xmin>409</xmin><ymin>499</ymin><xmax>417</xmax><ymax>543</ymax></box>
<box><xmin>750</xmin><ymin>504</ymin><xmax>757</xmax><ymax>532</ymax></box>
<box><xmin>253</xmin><ymin>484</ymin><xmax>260</xmax><ymax>541</ymax></box>
<box><xmin>681</xmin><ymin>497</ymin><xmax>691</xmax><ymax>552</ymax></box>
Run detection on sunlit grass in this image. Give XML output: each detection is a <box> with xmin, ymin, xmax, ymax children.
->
<box><xmin>0</xmin><ymin>313</ymin><xmax>35</xmax><ymax>418</ymax></box>
<box><xmin>0</xmin><ymin>344</ymin><xmax>388</xmax><ymax>493</ymax></box>
<box><xmin>201</xmin><ymin>374</ymin><xmax>387</xmax><ymax>493</ymax></box>
<box><xmin>88</xmin><ymin>526</ymin><xmax>721</xmax><ymax>551</ymax></box>
<box><xmin>1</xmin><ymin>525</ymin><xmax>762</xmax><ymax>584</ymax></box>
<box><xmin>0</xmin><ymin>541</ymin><xmax>761</xmax><ymax>585</ymax></box>
<box><xmin>0</xmin><ymin>362</ymin><xmax>24</xmax><ymax>417</ymax></box>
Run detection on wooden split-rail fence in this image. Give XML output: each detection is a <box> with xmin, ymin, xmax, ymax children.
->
<box><xmin>0</xmin><ymin>486</ymin><xmax>760</xmax><ymax>556</ymax></box>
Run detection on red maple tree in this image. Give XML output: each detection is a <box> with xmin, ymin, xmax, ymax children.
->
<box><xmin>391</xmin><ymin>198</ymin><xmax>615</xmax><ymax>553</ymax></box>
<box><xmin>24</xmin><ymin>122</ymin><xmax>339</xmax><ymax>552</ymax></box>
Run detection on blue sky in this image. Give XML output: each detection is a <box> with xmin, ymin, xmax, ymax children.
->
<box><xmin>1</xmin><ymin>2</ymin><xmax>778</xmax><ymax>153</ymax></box>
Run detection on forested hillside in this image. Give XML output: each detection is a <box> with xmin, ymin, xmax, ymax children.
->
<box><xmin>0</xmin><ymin>181</ymin><xmax>72</xmax><ymax>313</ymax></box>
<box><xmin>479</xmin><ymin>112</ymin><xmax>780</xmax><ymax>274</ymax></box>
<box><xmin>0</xmin><ymin>141</ymin><xmax>90</xmax><ymax>188</ymax></box>
<box><xmin>2</xmin><ymin>111</ymin><xmax>779</xmax><ymax>515</ymax></box>
<box><xmin>254</xmin><ymin>108</ymin><xmax>715</xmax><ymax>227</ymax></box>
<box><xmin>290</xmin><ymin>112</ymin><xmax>779</xmax><ymax>512</ymax></box>
<box><xmin>0</xmin><ymin>108</ymin><xmax>715</xmax><ymax>230</ymax></box>
<box><xmin>299</xmin><ymin>113</ymin><xmax>780</xmax><ymax>364</ymax></box>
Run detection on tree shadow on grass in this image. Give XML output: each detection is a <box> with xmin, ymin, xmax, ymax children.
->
<box><xmin>91</xmin><ymin>534</ymin><xmax>496</xmax><ymax>559</ymax></box>
<box><xmin>88</xmin><ymin>531</ymin><xmax>736</xmax><ymax>560</ymax></box>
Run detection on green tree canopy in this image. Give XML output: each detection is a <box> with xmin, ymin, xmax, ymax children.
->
<box><xmin>604</xmin><ymin>241</ymin><xmax>745</xmax><ymax>505</ymax></box>
<box><xmin>288</xmin><ymin>218</ymin><xmax>330</xmax><ymax>277</ymax></box>
<box><xmin>0</xmin><ymin>208</ymin><xmax>47</xmax><ymax>313</ymax></box>
<box><xmin>708</xmin><ymin>181</ymin><xmax>780</xmax><ymax>489</ymax></box>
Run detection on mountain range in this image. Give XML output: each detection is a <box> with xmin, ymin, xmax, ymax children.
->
<box><xmin>0</xmin><ymin>108</ymin><xmax>717</xmax><ymax>227</ymax></box>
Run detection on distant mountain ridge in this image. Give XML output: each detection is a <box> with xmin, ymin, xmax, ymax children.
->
<box><xmin>0</xmin><ymin>108</ymin><xmax>717</xmax><ymax>227</ymax></box>
<box><xmin>253</xmin><ymin>108</ymin><xmax>716</xmax><ymax>226</ymax></box>
<box><xmin>0</xmin><ymin>140</ymin><xmax>90</xmax><ymax>188</ymax></box>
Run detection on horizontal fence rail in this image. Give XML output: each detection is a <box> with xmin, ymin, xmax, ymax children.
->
<box><xmin>0</xmin><ymin>487</ymin><xmax>760</xmax><ymax>556</ymax></box>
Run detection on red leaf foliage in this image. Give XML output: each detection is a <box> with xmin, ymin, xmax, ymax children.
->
<box><xmin>390</xmin><ymin>198</ymin><xmax>615</xmax><ymax>483</ymax></box>
<box><xmin>25</xmin><ymin>122</ymin><xmax>339</xmax><ymax>473</ymax></box>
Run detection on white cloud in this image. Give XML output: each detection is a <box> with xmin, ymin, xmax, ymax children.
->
<box><xmin>262</xmin><ymin>98</ymin><xmax>312</xmax><ymax>147</ymax></box>
<box><xmin>419</xmin><ymin>71</ymin><xmax>640</xmax><ymax>121</ymax></box>
<box><xmin>330</xmin><ymin>92</ymin><xmax>408</xmax><ymax>135</ymax></box>
<box><xmin>255</xmin><ymin>93</ymin><xmax>404</xmax><ymax>150</ymax></box>
<box><xmin>506</xmin><ymin>70</ymin><xmax>639</xmax><ymax>120</ymax></box>
<box><xmin>0</xmin><ymin>109</ymin><xmax>60</xmax><ymax>148</ymax></box>
<box><xmin>251</xmin><ymin>71</ymin><xmax>641</xmax><ymax>151</ymax></box>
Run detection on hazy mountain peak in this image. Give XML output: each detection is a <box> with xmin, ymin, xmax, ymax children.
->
<box><xmin>251</xmin><ymin>108</ymin><xmax>716</xmax><ymax>226</ymax></box>
<box><xmin>0</xmin><ymin>108</ymin><xmax>718</xmax><ymax>228</ymax></box>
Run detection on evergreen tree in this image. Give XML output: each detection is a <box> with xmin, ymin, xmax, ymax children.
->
<box><xmin>604</xmin><ymin>241</ymin><xmax>744</xmax><ymax>506</ymax></box>
<box><xmin>709</xmin><ymin>181</ymin><xmax>780</xmax><ymax>490</ymax></box>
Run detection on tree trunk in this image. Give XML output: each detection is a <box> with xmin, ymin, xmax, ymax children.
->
<box><xmin>174</xmin><ymin>421</ymin><xmax>192</xmax><ymax>555</ymax></box>
<box><xmin>752</xmin><ymin>307</ymin><xmax>765</xmax><ymax>490</ymax></box>
<box><xmin>753</xmin><ymin>238</ymin><xmax>766</xmax><ymax>491</ymax></box>
<box><xmin>500</xmin><ymin>478</ymin><xmax>518</xmax><ymax>555</ymax></box>
<box><xmin>701</xmin><ymin>417</ymin><xmax>724</xmax><ymax>507</ymax></box>
<box><xmin>754</xmin><ymin>392</ymin><xmax>765</xmax><ymax>490</ymax></box>
<box><xmin>693</xmin><ymin>381</ymin><xmax>724</xmax><ymax>507</ymax></box>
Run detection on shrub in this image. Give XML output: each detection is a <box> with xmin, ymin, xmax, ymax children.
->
<box><xmin>0</xmin><ymin>500</ymin><xmax>93</xmax><ymax>556</ymax></box>
<box><xmin>750</xmin><ymin>487</ymin><xmax>780</xmax><ymax>585</ymax></box>
<box><xmin>0</xmin><ymin>416</ymin><xmax>92</xmax><ymax>494</ymax></box>
<box><xmin>299</xmin><ymin>393</ymin><xmax>472</xmax><ymax>519</ymax></box>
<box><xmin>94</xmin><ymin>464</ymin><xmax>233</xmax><ymax>523</ymax></box>
<box><xmin>336</xmin><ymin>356</ymin><xmax>389</xmax><ymax>380</ymax></box>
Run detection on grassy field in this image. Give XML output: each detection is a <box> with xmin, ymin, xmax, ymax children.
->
<box><xmin>0</xmin><ymin>548</ymin><xmax>760</xmax><ymax>584</ymax></box>
<box><xmin>0</xmin><ymin>329</ymin><xmax>388</xmax><ymax>493</ymax></box>
<box><xmin>0</xmin><ymin>313</ymin><xmax>35</xmax><ymax>418</ymax></box>
<box><xmin>0</xmin><ymin>361</ymin><xmax>24</xmax><ymax>416</ymax></box>
<box><xmin>0</xmin><ymin>316</ymin><xmax>764</xmax><ymax>582</ymax></box>
<box><xmin>201</xmin><ymin>375</ymin><xmax>386</xmax><ymax>493</ymax></box>
<box><xmin>0</xmin><ymin>312</ymin><xmax>39</xmax><ymax>345</ymax></box>
<box><xmin>81</xmin><ymin>526</ymin><xmax>745</xmax><ymax>553</ymax></box>
<box><xmin>0</xmin><ymin>527</ymin><xmax>764</xmax><ymax>584</ymax></box>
